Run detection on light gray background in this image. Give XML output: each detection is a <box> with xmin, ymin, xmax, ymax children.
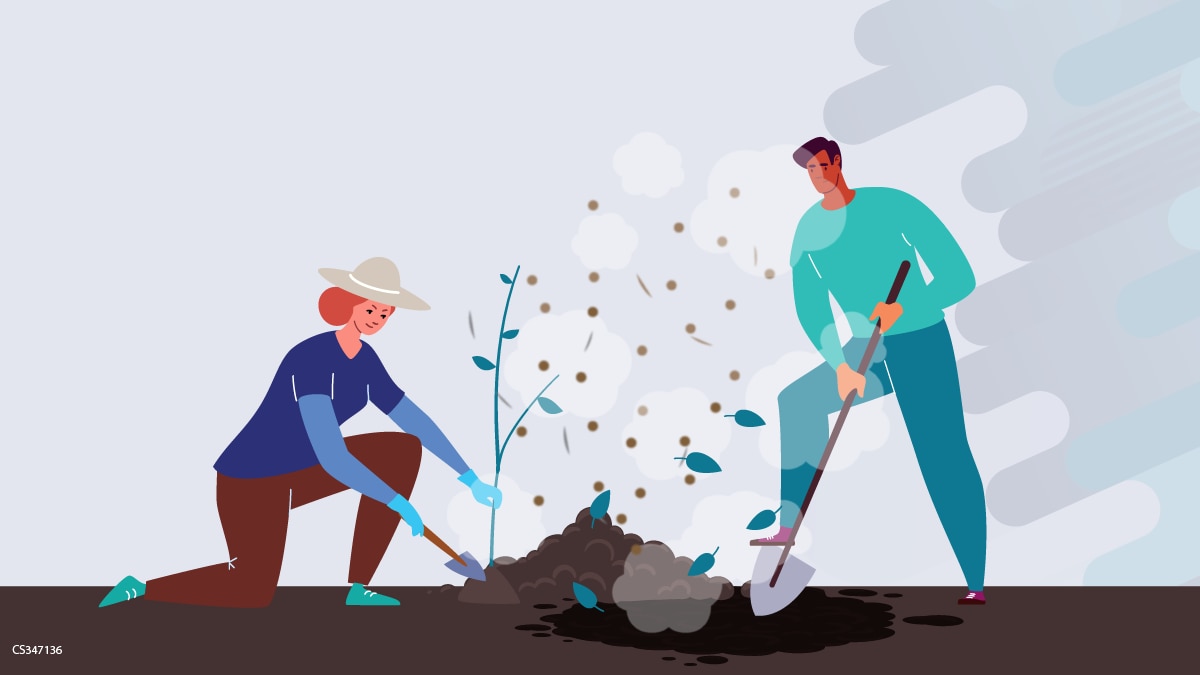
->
<box><xmin>2</xmin><ymin>0</ymin><xmax>1197</xmax><ymax>589</ymax></box>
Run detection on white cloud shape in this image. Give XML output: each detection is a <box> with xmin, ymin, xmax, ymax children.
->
<box><xmin>612</xmin><ymin>131</ymin><xmax>684</xmax><ymax>197</ymax></box>
<box><xmin>620</xmin><ymin>387</ymin><xmax>732</xmax><ymax>481</ymax></box>
<box><xmin>446</xmin><ymin>474</ymin><xmax>548</xmax><ymax>562</ymax></box>
<box><xmin>571</xmin><ymin>213</ymin><xmax>639</xmax><ymax>270</ymax></box>
<box><xmin>665</xmin><ymin>491</ymin><xmax>814</xmax><ymax>586</ymax></box>
<box><xmin>689</xmin><ymin>145</ymin><xmax>811</xmax><ymax>279</ymax></box>
<box><xmin>745</xmin><ymin>351</ymin><xmax>891</xmax><ymax>472</ymax></box>
<box><xmin>503</xmin><ymin>310</ymin><xmax>632</xmax><ymax>418</ymax></box>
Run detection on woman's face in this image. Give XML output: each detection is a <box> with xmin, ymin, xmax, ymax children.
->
<box><xmin>348</xmin><ymin>299</ymin><xmax>393</xmax><ymax>336</ymax></box>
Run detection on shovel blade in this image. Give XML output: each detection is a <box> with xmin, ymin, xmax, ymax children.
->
<box><xmin>750</xmin><ymin>546</ymin><xmax>816</xmax><ymax>616</ymax></box>
<box><xmin>444</xmin><ymin>551</ymin><xmax>487</xmax><ymax>582</ymax></box>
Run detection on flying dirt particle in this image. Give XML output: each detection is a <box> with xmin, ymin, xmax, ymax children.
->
<box><xmin>635</xmin><ymin>487</ymin><xmax>646</xmax><ymax>498</ymax></box>
<box><xmin>764</xmin><ymin>268</ymin><xmax>776</xmax><ymax>279</ymax></box>
<box><xmin>540</xmin><ymin>302</ymin><xmax>551</xmax><ymax>313</ymax></box>
<box><xmin>717</xmin><ymin>236</ymin><xmax>728</xmax><ymax>247</ymax></box>
<box><xmin>711</xmin><ymin>402</ymin><xmax>722</xmax><ymax>413</ymax></box>
<box><xmin>539</xmin><ymin>360</ymin><xmax>550</xmax><ymax>371</ymax></box>
<box><xmin>587</xmin><ymin>306</ymin><xmax>598</xmax><ymax>317</ymax></box>
<box><xmin>666</xmin><ymin>280</ymin><xmax>677</xmax><ymax>291</ymax></box>
<box><xmin>533</xmin><ymin>495</ymin><xmax>544</xmax><ymax>506</ymax></box>
<box><xmin>594</xmin><ymin>481</ymin><xmax>605</xmax><ymax>492</ymax></box>
<box><xmin>637</xmin><ymin>345</ymin><xmax>648</xmax><ymax>356</ymax></box>
<box><xmin>631</xmin><ymin>544</ymin><xmax>642</xmax><ymax>555</ymax></box>
<box><xmin>616</xmin><ymin>514</ymin><xmax>627</xmax><ymax>524</ymax></box>
<box><xmin>517</xmin><ymin>426</ymin><xmax>528</xmax><ymax>437</ymax></box>
<box><xmin>589</xmin><ymin>271</ymin><xmax>600</xmax><ymax>283</ymax></box>
<box><xmin>685</xmin><ymin>323</ymin><xmax>696</xmax><ymax>334</ymax></box>
<box><xmin>576</xmin><ymin>371</ymin><xmax>587</xmax><ymax>383</ymax></box>
<box><xmin>527</xmin><ymin>274</ymin><xmax>538</xmax><ymax>285</ymax></box>
<box><xmin>674</xmin><ymin>222</ymin><xmax>684</xmax><ymax>233</ymax></box>
<box><xmin>588</xmin><ymin>200</ymin><xmax>598</xmax><ymax>210</ymax></box>
<box><xmin>637</xmin><ymin>405</ymin><xmax>648</xmax><ymax>416</ymax></box>
<box><xmin>587</xmin><ymin>420</ymin><xmax>599</xmax><ymax>431</ymax></box>
<box><xmin>730</xmin><ymin>370</ymin><xmax>741</xmax><ymax>381</ymax></box>
<box><xmin>636</xmin><ymin>275</ymin><xmax>652</xmax><ymax>297</ymax></box>
<box><xmin>691</xmin><ymin>337</ymin><xmax>712</xmax><ymax>346</ymax></box>
<box><xmin>679</xmin><ymin>435</ymin><xmax>691</xmax><ymax>447</ymax></box>
<box><xmin>730</xmin><ymin>187</ymin><xmax>740</xmax><ymax>198</ymax></box>
<box><xmin>626</xmin><ymin>437</ymin><xmax>637</xmax><ymax>448</ymax></box>
<box><xmin>685</xmin><ymin>474</ymin><xmax>696</xmax><ymax>485</ymax></box>
<box><xmin>468</xmin><ymin>312</ymin><xmax>475</xmax><ymax>338</ymax></box>
<box><xmin>903</xmin><ymin>615</ymin><xmax>964</xmax><ymax>627</ymax></box>
<box><xmin>726</xmin><ymin>299</ymin><xmax>736</xmax><ymax>310</ymax></box>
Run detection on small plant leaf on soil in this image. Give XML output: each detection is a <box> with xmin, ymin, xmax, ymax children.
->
<box><xmin>537</xmin><ymin>396</ymin><xmax>563</xmax><ymax>414</ymax></box>
<box><xmin>500</xmin><ymin>273</ymin><xmax>513</xmax><ymax>284</ymax></box>
<box><xmin>501</xmin><ymin>329</ymin><xmax>519</xmax><ymax>339</ymax></box>
<box><xmin>674</xmin><ymin>452</ymin><xmax>722</xmax><ymax>474</ymax></box>
<box><xmin>746</xmin><ymin>508</ymin><xmax>780</xmax><ymax>530</ymax></box>
<box><xmin>572</xmin><ymin>582</ymin><xmax>604</xmax><ymax>612</ymax></box>
<box><xmin>473</xmin><ymin>355</ymin><xmax>496</xmax><ymax>371</ymax></box>
<box><xmin>688</xmin><ymin>547</ymin><xmax>719</xmax><ymax>576</ymax></box>
<box><xmin>589</xmin><ymin>490</ymin><xmax>611</xmax><ymax>528</ymax></box>
<box><xmin>725</xmin><ymin>409</ymin><xmax>766</xmax><ymax>427</ymax></box>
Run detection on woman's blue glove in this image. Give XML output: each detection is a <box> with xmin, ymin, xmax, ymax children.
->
<box><xmin>458</xmin><ymin>470</ymin><xmax>503</xmax><ymax>509</ymax></box>
<box><xmin>386</xmin><ymin>494</ymin><xmax>424</xmax><ymax>536</ymax></box>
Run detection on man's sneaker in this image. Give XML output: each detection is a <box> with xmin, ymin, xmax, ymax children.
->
<box><xmin>99</xmin><ymin>576</ymin><xmax>146</xmax><ymax>607</ymax></box>
<box><xmin>346</xmin><ymin>583</ymin><xmax>400</xmax><ymax>606</ymax></box>
<box><xmin>750</xmin><ymin>527</ymin><xmax>794</xmax><ymax>546</ymax></box>
<box><xmin>958</xmin><ymin>590</ymin><xmax>986</xmax><ymax>605</ymax></box>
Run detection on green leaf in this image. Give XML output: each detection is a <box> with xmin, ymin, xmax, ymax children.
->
<box><xmin>500</xmin><ymin>274</ymin><xmax>513</xmax><ymax>284</ymax></box>
<box><xmin>688</xmin><ymin>547</ymin><xmax>719</xmax><ymax>576</ymax></box>
<box><xmin>682</xmin><ymin>452</ymin><xmax>722</xmax><ymax>474</ymax></box>
<box><xmin>472</xmin><ymin>356</ymin><xmax>496</xmax><ymax>370</ymax></box>
<box><xmin>572</xmin><ymin>582</ymin><xmax>604</xmax><ymax>612</ymax></box>
<box><xmin>537</xmin><ymin>397</ymin><xmax>562</xmax><ymax>414</ymax></box>
<box><xmin>501</xmin><ymin>329</ymin><xmax>519</xmax><ymax>339</ymax></box>
<box><xmin>589</xmin><ymin>490</ymin><xmax>610</xmax><ymax>528</ymax></box>
<box><xmin>725</xmin><ymin>409</ymin><xmax>766</xmax><ymax>427</ymax></box>
<box><xmin>746</xmin><ymin>509</ymin><xmax>778</xmax><ymax>531</ymax></box>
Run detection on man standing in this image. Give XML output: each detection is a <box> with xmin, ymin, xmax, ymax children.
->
<box><xmin>753</xmin><ymin>136</ymin><xmax>988</xmax><ymax>605</ymax></box>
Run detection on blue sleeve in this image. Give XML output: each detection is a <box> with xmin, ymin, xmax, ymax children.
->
<box><xmin>298</xmin><ymin>394</ymin><xmax>399</xmax><ymax>505</ymax></box>
<box><xmin>387</xmin><ymin>397</ymin><xmax>471</xmax><ymax>476</ymax></box>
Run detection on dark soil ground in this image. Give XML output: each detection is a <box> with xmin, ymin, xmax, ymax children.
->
<box><xmin>3</xmin><ymin>585</ymin><xmax>1193</xmax><ymax>673</ymax></box>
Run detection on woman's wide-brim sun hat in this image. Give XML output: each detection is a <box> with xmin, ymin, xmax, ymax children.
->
<box><xmin>318</xmin><ymin>257</ymin><xmax>430</xmax><ymax>310</ymax></box>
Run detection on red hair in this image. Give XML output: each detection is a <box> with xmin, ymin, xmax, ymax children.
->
<box><xmin>318</xmin><ymin>287</ymin><xmax>395</xmax><ymax>326</ymax></box>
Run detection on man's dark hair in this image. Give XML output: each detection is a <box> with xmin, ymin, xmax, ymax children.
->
<box><xmin>793</xmin><ymin>137</ymin><xmax>841</xmax><ymax>168</ymax></box>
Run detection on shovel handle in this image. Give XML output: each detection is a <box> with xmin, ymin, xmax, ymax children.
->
<box><xmin>419</xmin><ymin>526</ymin><xmax>467</xmax><ymax>567</ymax></box>
<box><xmin>885</xmin><ymin>260</ymin><xmax>911</xmax><ymax>306</ymax></box>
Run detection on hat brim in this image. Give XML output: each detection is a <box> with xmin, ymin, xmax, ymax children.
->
<box><xmin>318</xmin><ymin>268</ymin><xmax>431</xmax><ymax>310</ymax></box>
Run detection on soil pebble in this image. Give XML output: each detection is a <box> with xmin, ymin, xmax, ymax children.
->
<box><xmin>533</xmin><ymin>633</ymin><xmax>551</xmax><ymax>638</ymax></box>
<box><xmin>697</xmin><ymin>655</ymin><xmax>728</xmax><ymax>664</ymax></box>
<box><xmin>516</xmin><ymin>624</ymin><xmax>551</xmax><ymax>631</ymax></box>
<box><xmin>534</xmin><ymin>604</ymin><xmax>557</xmax><ymax>609</ymax></box>
<box><xmin>839</xmin><ymin>588</ymin><xmax>878</xmax><ymax>597</ymax></box>
<box><xmin>883</xmin><ymin>593</ymin><xmax>903</xmax><ymax>598</ymax></box>
<box><xmin>541</xmin><ymin>588</ymin><xmax>894</xmax><ymax>656</ymax></box>
<box><xmin>903</xmin><ymin>615</ymin><xmax>963</xmax><ymax>627</ymax></box>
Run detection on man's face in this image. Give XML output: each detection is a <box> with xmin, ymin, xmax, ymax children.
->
<box><xmin>805</xmin><ymin>150</ymin><xmax>841</xmax><ymax>194</ymax></box>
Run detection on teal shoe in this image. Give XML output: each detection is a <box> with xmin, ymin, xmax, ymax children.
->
<box><xmin>346</xmin><ymin>583</ymin><xmax>400</xmax><ymax>606</ymax></box>
<box><xmin>99</xmin><ymin>575</ymin><xmax>146</xmax><ymax>607</ymax></box>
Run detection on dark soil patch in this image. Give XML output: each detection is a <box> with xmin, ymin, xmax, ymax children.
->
<box><xmin>838</xmin><ymin>588</ymin><xmax>878</xmax><ymax>597</ymax></box>
<box><xmin>539</xmin><ymin>587</ymin><xmax>895</xmax><ymax>656</ymax></box>
<box><xmin>903</xmin><ymin>615</ymin><xmax>964</xmax><ymax>627</ymax></box>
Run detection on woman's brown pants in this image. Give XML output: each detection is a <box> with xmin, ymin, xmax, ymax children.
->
<box><xmin>145</xmin><ymin>432</ymin><xmax>422</xmax><ymax>607</ymax></box>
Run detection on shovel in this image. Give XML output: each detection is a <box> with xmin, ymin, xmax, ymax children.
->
<box><xmin>417</xmin><ymin>525</ymin><xmax>487</xmax><ymax>581</ymax></box>
<box><xmin>750</xmin><ymin>260</ymin><xmax>911</xmax><ymax>617</ymax></box>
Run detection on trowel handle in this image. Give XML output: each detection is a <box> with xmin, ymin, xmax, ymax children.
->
<box><xmin>885</xmin><ymin>260</ymin><xmax>911</xmax><ymax>305</ymax></box>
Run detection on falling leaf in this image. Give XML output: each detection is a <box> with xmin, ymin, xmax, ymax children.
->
<box><xmin>725</xmin><ymin>409</ymin><xmax>766</xmax><ymax>427</ymax></box>
<box><xmin>501</xmin><ymin>329</ymin><xmax>519</xmax><ymax>339</ymax></box>
<box><xmin>497</xmin><ymin>393</ymin><xmax>512</xmax><ymax>409</ymax></box>
<box><xmin>500</xmin><ymin>274</ymin><xmax>513</xmax><ymax>284</ymax></box>
<box><xmin>584</xmin><ymin>331</ymin><xmax>593</xmax><ymax>351</ymax></box>
<box><xmin>636</xmin><ymin>274</ymin><xmax>652</xmax><ymax>298</ymax></box>
<box><xmin>537</xmin><ymin>397</ymin><xmax>562</xmax><ymax>414</ymax></box>
<box><xmin>688</xmin><ymin>547</ymin><xmax>719</xmax><ymax>576</ymax></box>
<box><xmin>563</xmin><ymin>427</ymin><xmax>570</xmax><ymax>454</ymax></box>
<box><xmin>673</xmin><ymin>452</ymin><xmax>721</xmax><ymax>474</ymax></box>
<box><xmin>572</xmin><ymin>582</ymin><xmax>604</xmax><ymax>612</ymax></box>
<box><xmin>468</xmin><ymin>312</ymin><xmax>475</xmax><ymax>339</ymax></box>
<box><xmin>472</xmin><ymin>356</ymin><xmax>496</xmax><ymax>371</ymax></box>
<box><xmin>589</xmin><ymin>489</ymin><xmax>610</xmax><ymax>528</ymax></box>
<box><xmin>746</xmin><ymin>508</ymin><xmax>780</xmax><ymax>531</ymax></box>
<box><xmin>691</xmin><ymin>336</ymin><xmax>712</xmax><ymax>346</ymax></box>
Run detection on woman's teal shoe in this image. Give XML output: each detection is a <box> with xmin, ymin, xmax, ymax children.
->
<box><xmin>99</xmin><ymin>576</ymin><xmax>146</xmax><ymax>607</ymax></box>
<box><xmin>346</xmin><ymin>583</ymin><xmax>400</xmax><ymax>606</ymax></box>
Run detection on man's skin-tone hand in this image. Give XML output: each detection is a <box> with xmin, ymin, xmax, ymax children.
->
<box><xmin>836</xmin><ymin>301</ymin><xmax>904</xmax><ymax>401</ymax></box>
<box><xmin>870</xmin><ymin>301</ymin><xmax>903</xmax><ymax>334</ymax></box>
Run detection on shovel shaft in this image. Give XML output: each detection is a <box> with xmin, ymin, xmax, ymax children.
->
<box><xmin>420</xmin><ymin>526</ymin><xmax>467</xmax><ymax>566</ymax></box>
